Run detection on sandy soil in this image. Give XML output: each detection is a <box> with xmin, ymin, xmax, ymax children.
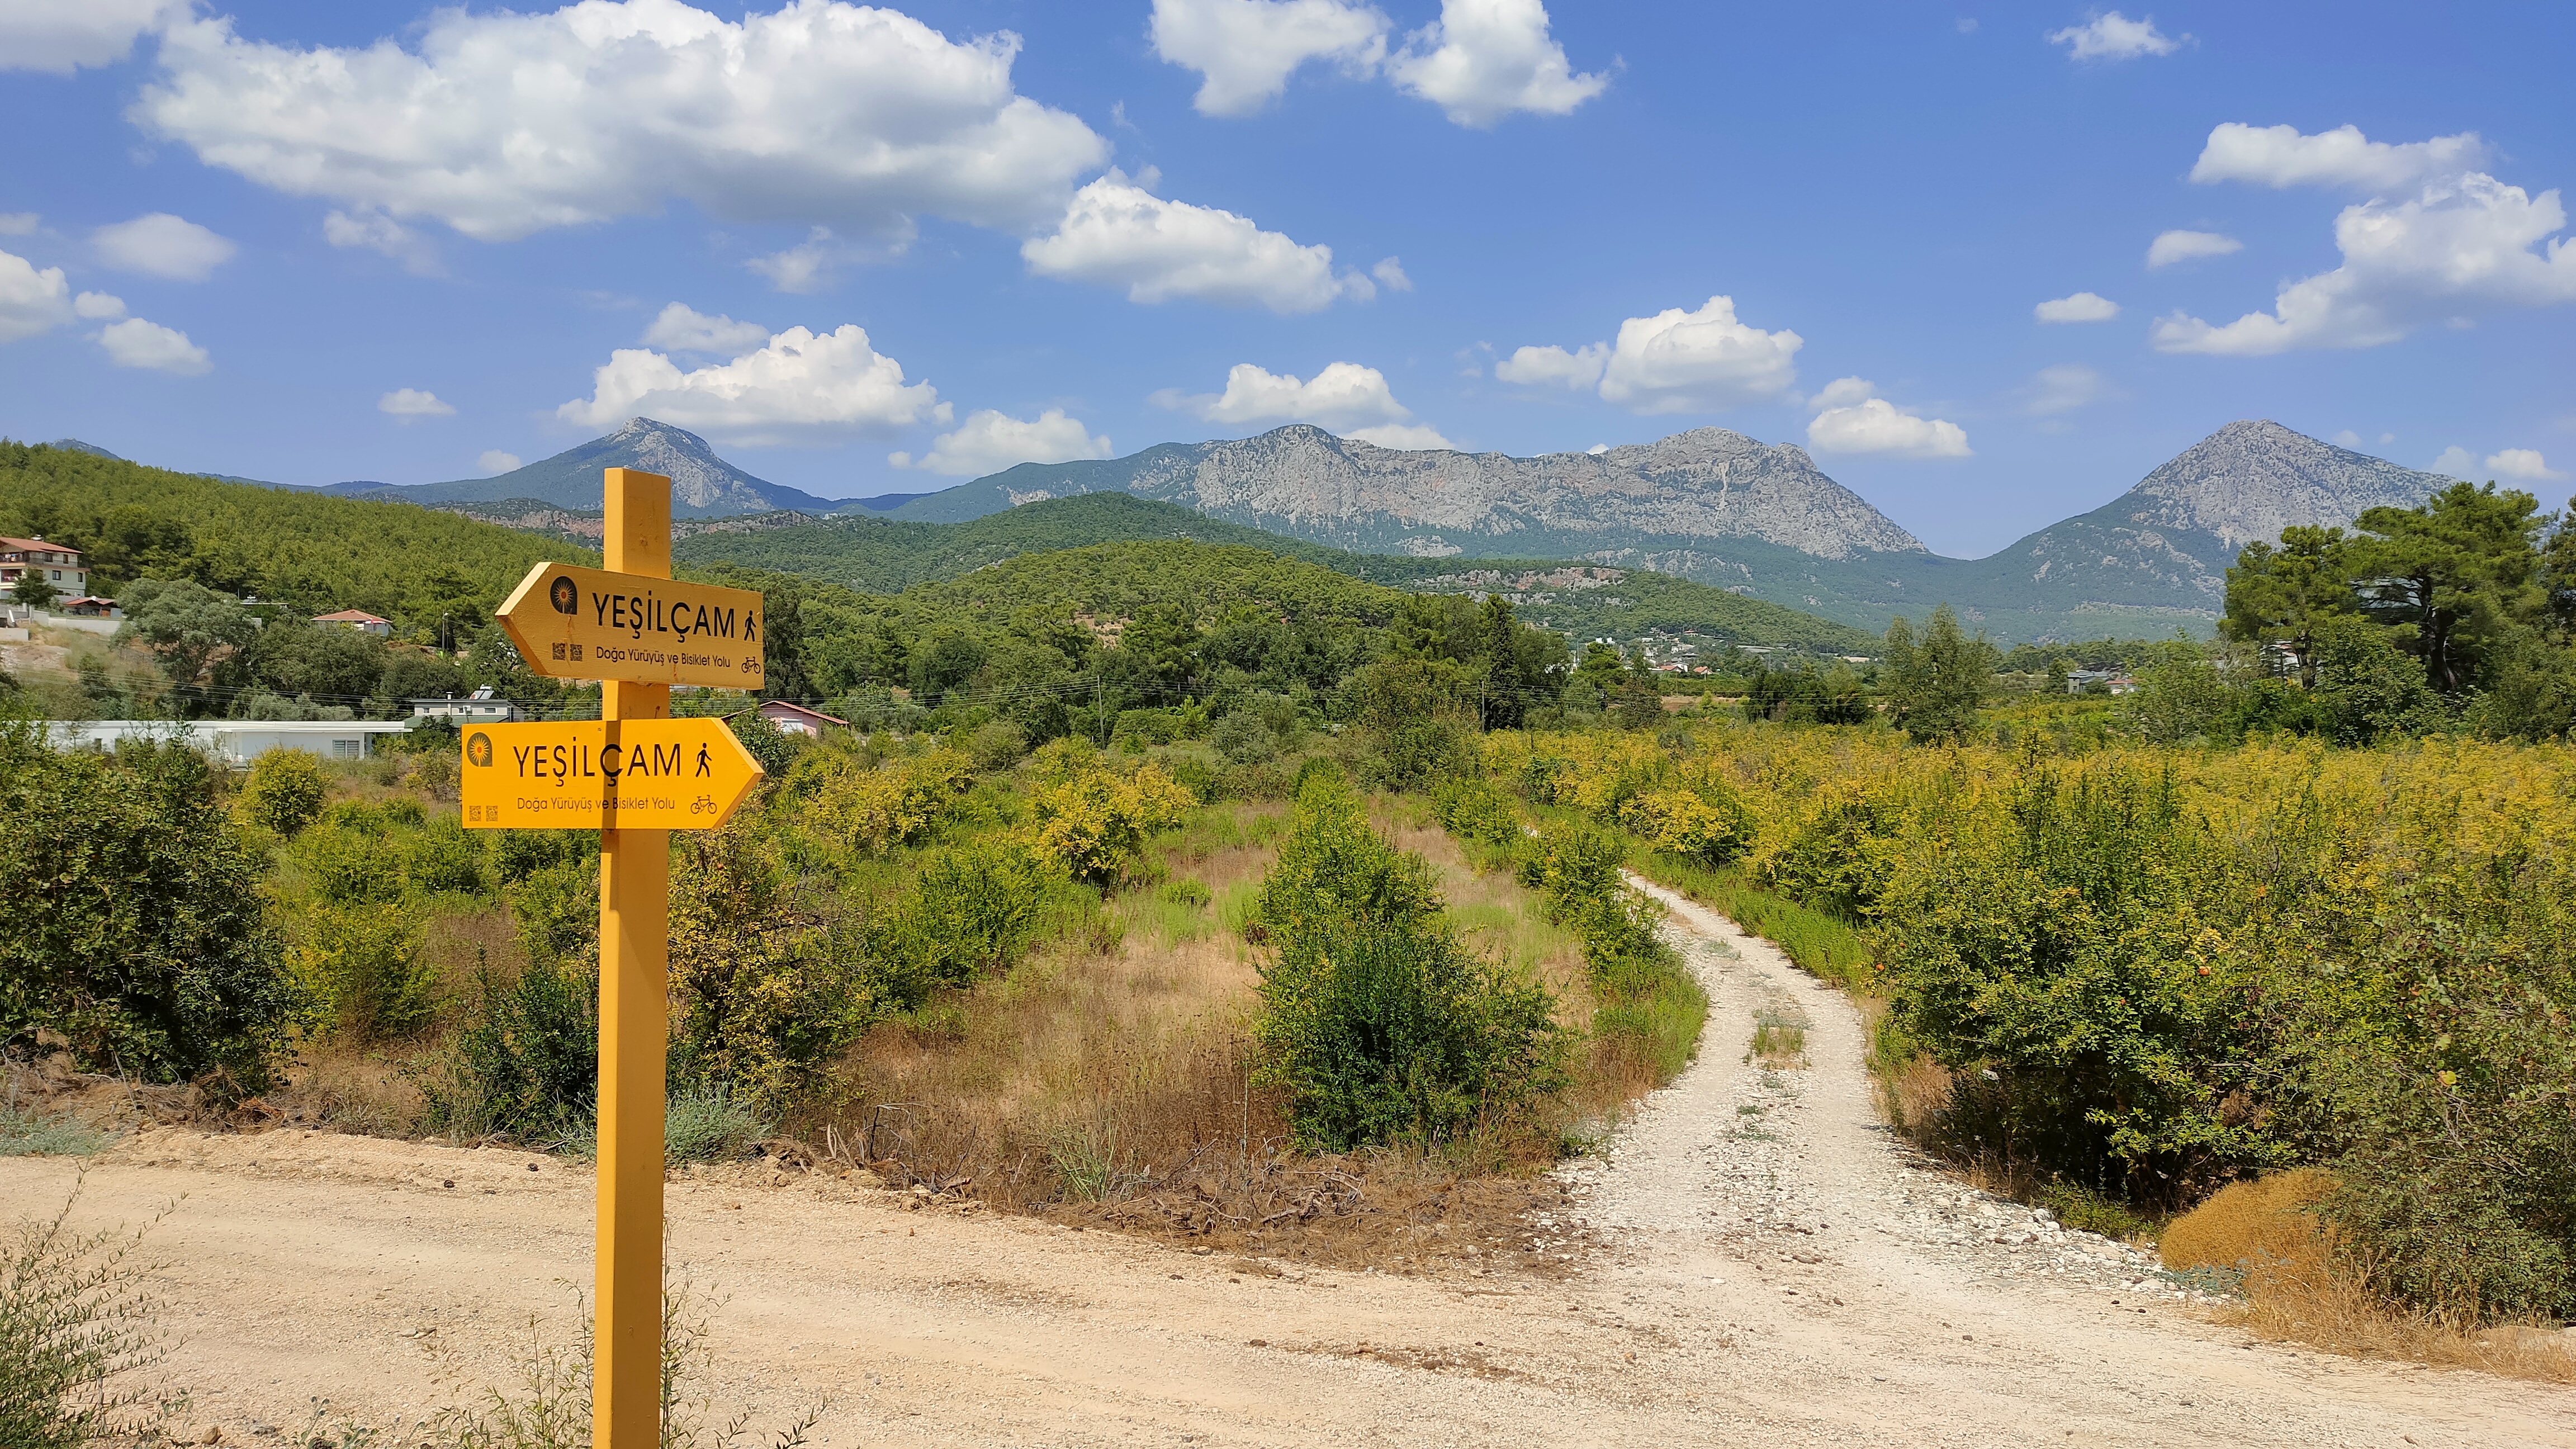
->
<box><xmin>5</xmin><ymin>884</ymin><xmax>2571</xmax><ymax>1447</ymax></box>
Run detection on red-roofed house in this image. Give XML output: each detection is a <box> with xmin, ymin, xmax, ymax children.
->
<box><xmin>736</xmin><ymin>700</ymin><xmax>848</xmax><ymax>737</ymax></box>
<box><xmin>0</xmin><ymin>537</ymin><xmax>86</xmax><ymax>595</ymax></box>
<box><xmin>314</xmin><ymin>608</ymin><xmax>394</xmax><ymax>637</ymax></box>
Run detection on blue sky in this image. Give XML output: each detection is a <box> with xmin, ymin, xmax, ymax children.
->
<box><xmin>2</xmin><ymin>1</ymin><xmax>2570</xmax><ymax>556</ymax></box>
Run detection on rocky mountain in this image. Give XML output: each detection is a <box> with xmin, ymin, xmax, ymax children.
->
<box><xmin>887</xmin><ymin>419</ymin><xmax>2458</xmax><ymax>643</ymax></box>
<box><xmin>1943</xmin><ymin>420</ymin><xmax>2454</xmax><ymax>610</ymax></box>
<box><xmin>884</xmin><ymin>424</ymin><xmax>1929</xmax><ymax>561</ymax></box>
<box><xmin>324</xmin><ymin>418</ymin><xmax>848</xmax><ymax>518</ymax></box>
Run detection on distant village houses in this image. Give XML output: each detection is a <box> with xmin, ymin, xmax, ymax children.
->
<box><xmin>314</xmin><ymin>608</ymin><xmax>394</xmax><ymax>636</ymax></box>
<box><xmin>0</xmin><ymin>536</ymin><xmax>87</xmax><ymax>594</ymax></box>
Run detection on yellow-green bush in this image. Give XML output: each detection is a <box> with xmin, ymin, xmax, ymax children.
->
<box><xmin>1024</xmin><ymin>758</ymin><xmax>1194</xmax><ymax>884</ymax></box>
<box><xmin>801</xmin><ymin>746</ymin><xmax>974</xmax><ymax>858</ymax></box>
<box><xmin>1490</xmin><ymin>724</ymin><xmax>2576</xmax><ymax>1322</ymax></box>
<box><xmin>237</xmin><ymin>747</ymin><xmax>327</xmax><ymax>837</ymax></box>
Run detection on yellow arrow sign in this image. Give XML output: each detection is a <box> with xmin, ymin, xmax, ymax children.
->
<box><xmin>458</xmin><ymin>718</ymin><xmax>764</xmax><ymax>830</ymax></box>
<box><xmin>496</xmin><ymin>562</ymin><xmax>766</xmax><ymax>689</ymax></box>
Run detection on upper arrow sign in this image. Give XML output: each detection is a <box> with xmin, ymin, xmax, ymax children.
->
<box><xmin>459</xmin><ymin>717</ymin><xmax>765</xmax><ymax>830</ymax></box>
<box><xmin>496</xmin><ymin>562</ymin><xmax>766</xmax><ymax>689</ymax></box>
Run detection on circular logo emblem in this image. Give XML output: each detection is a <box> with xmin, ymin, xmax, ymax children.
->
<box><xmin>465</xmin><ymin>732</ymin><xmax>494</xmax><ymax>769</ymax></box>
<box><xmin>549</xmin><ymin>576</ymin><xmax>579</xmax><ymax>614</ymax></box>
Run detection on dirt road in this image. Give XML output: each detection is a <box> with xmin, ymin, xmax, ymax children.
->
<box><xmin>5</xmin><ymin>887</ymin><xmax>2569</xmax><ymax>1446</ymax></box>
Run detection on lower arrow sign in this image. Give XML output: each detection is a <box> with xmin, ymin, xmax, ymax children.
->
<box><xmin>458</xmin><ymin>718</ymin><xmax>765</xmax><ymax>830</ymax></box>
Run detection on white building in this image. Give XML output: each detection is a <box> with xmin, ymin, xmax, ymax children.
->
<box><xmin>48</xmin><ymin>719</ymin><xmax>416</xmax><ymax>765</ymax></box>
<box><xmin>411</xmin><ymin>686</ymin><xmax>518</xmax><ymax>723</ymax></box>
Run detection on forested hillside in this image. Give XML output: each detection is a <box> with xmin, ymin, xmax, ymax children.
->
<box><xmin>676</xmin><ymin>493</ymin><xmax>1873</xmax><ymax>653</ymax></box>
<box><xmin>0</xmin><ymin>441</ymin><xmax>584</xmax><ymax>631</ymax></box>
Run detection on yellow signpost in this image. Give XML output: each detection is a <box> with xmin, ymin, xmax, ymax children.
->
<box><xmin>496</xmin><ymin>561</ymin><xmax>767</xmax><ymax>689</ymax></box>
<box><xmin>460</xmin><ymin>468</ymin><xmax>763</xmax><ymax>1449</ymax></box>
<box><xmin>460</xmin><ymin>718</ymin><xmax>764</xmax><ymax>829</ymax></box>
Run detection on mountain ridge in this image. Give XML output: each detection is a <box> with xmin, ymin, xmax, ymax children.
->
<box><xmin>323</xmin><ymin>418</ymin><xmax>850</xmax><ymax>518</ymax></box>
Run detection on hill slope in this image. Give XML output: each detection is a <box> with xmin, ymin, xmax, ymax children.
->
<box><xmin>330</xmin><ymin>418</ymin><xmax>847</xmax><ymax>518</ymax></box>
<box><xmin>675</xmin><ymin>492</ymin><xmax>1873</xmax><ymax>652</ymax></box>
<box><xmin>1939</xmin><ymin>420</ymin><xmax>2453</xmax><ymax>612</ymax></box>
<box><xmin>0</xmin><ymin>441</ymin><xmax>583</xmax><ymax>631</ymax></box>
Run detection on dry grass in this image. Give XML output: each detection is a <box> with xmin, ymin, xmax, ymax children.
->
<box><xmin>2160</xmin><ymin>1171</ymin><xmax>2576</xmax><ymax>1384</ymax></box>
<box><xmin>786</xmin><ymin>795</ymin><xmax>1614</xmax><ymax>1276</ymax></box>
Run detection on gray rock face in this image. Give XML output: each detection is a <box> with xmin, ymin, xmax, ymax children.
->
<box><xmin>2122</xmin><ymin>419</ymin><xmax>2452</xmax><ymax>550</ymax></box>
<box><xmin>1963</xmin><ymin>419</ymin><xmax>2455</xmax><ymax>610</ymax></box>
<box><xmin>905</xmin><ymin>424</ymin><xmax>1929</xmax><ymax>561</ymax></box>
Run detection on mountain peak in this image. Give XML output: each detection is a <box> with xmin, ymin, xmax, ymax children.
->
<box><xmin>2125</xmin><ymin>419</ymin><xmax>2449</xmax><ymax>548</ymax></box>
<box><xmin>884</xmin><ymin>423</ymin><xmax>1927</xmax><ymax>560</ymax></box>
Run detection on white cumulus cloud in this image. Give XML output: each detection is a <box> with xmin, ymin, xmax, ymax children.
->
<box><xmin>2431</xmin><ymin>446</ymin><xmax>2475</xmax><ymax>478</ymax></box>
<box><xmin>379</xmin><ymin>388</ymin><xmax>456</xmax><ymax>419</ymax></box>
<box><xmin>2147</xmin><ymin>229</ymin><xmax>2241</xmax><ymax>268</ymax></box>
<box><xmin>1597</xmin><ymin>296</ymin><xmax>1802</xmax><ymax>414</ymax></box>
<box><xmin>891</xmin><ymin>407</ymin><xmax>1112</xmax><ymax>477</ymax></box>
<box><xmin>74</xmin><ymin>292</ymin><xmax>127</xmax><ymax>320</ymax></box>
<box><xmin>0</xmin><ymin>0</ymin><xmax>188</xmax><ymax>74</ymax></box>
<box><xmin>0</xmin><ymin>249</ymin><xmax>75</xmax><ymax>343</ymax></box>
<box><xmin>2046</xmin><ymin>11</ymin><xmax>2185</xmax><ymax>61</ymax></box>
<box><xmin>1371</xmin><ymin>256</ymin><xmax>1413</xmax><ymax>292</ymax></box>
<box><xmin>324</xmin><ymin>208</ymin><xmax>442</xmax><ymax>276</ymax></box>
<box><xmin>643</xmin><ymin>303</ymin><xmax>771</xmax><ymax>356</ymax></box>
<box><xmin>1494</xmin><ymin>341</ymin><xmax>1607</xmax><ymax>389</ymax></box>
<box><xmin>1021</xmin><ymin>171</ymin><xmax>1373</xmax><ymax>312</ymax></box>
<box><xmin>96</xmin><ymin>318</ymin><xmax>211</xmax><ymax>375</ymax></box>
<box><xmin>2152</xmin><ymin>171</ymin><xmax>2576</xmax><ymax>355</ymax></box>
<box><xmin>1153</xmin><ymin>359</ymin><xmax>1446</xmax><ymax>447</ymax></box>
<box><xmin>2034</xmin><ymin>291</ymin><xmax>2119</xmax><ymax>323</ymax></box>
<box><xmin>1805</xmin><ymin>378</ymin><xmax>1970</xmax><ymax>458</ymax></box>
<box><xmin>480</xmin><ymin>450</ymin><xmax>523</xmax><ymax>474</ymax></box>
<box><xmin>2332</xmin><ymin>429</ymin><xmax>2363</xmax><ymax>448</ymax></box>
<box><xmin>2190</xmin><ymin>123</ymin><xmax>2488</xmax><ymax>192</ymax></box>
<box><xmin>1389</xmin><ymin>0</ymin><xmax>1608</xmax><ymax>129</ymax></box>
<box><xmin>134</xmin><ymin>2</ymin><xmax>1110</xmax><ymax>242</ymax></box>
<box><xmin>1148</xmin><ymin>0</ymin><xmax>1388</xmax><ymax>117</ymax></box>
<box><xmin>556</xmin><ymin>322</ymin><xmax>948</xmax><ymax>445</ymax></box>
<box><xmin>0</xmin><ymin>214</ymin><xmax>40</xmax><ymax>235</ymax></box>
<box><xmin>93</xmin><ymin>212</ymin><xmax>235</xmax><ymax>281</ymax></box>
<box><xmin>2485</xmin><ymin>448</ymin><xmax>2565</xmax><ymax>482</ymax></box>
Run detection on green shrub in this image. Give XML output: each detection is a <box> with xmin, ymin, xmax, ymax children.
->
<box><xmin>1249</xmin><ymin>768</ymin><xmax>1441</xmax><ymax>938</ymax></box>
<box><xmin>402</xmin><ymin>815</ymin><xmax>487</xmax><ymax>897</ymax></box>
<box><xmin>1210</xmin><ymin>711</ymin><xmax>1278</xmax><ymax>764</ymax></box>
<box><xmin>1872</xmin><ymin>759</ymin><xmax>2279</xmax><ymax>1205</ymax></box>
<box><xmin>238</xmin><ymin>747</ymin><xmax>328</xmax><ymax>836</ymax></box>
<box><xmin>298</xmin><ymin>807</ymin><xmax>406</xmax><ymax>905</ymax></box>
<box><xmin>416</xmin><ymin>955</ymin><xmax>599</xmax><ymax>1142</ymax></box>
<box><xmin>1431</xmin><ymin>775</ymin><xmax>1524</xmax><ymax>849</ymax></box>
<box><xmin>0</xmin><ymin>722</ymin><xmax>294</xmax><ymax>1088</ymax></box>
<box><xmin>869</xmin><ymin>842</ymin><xmax>1046</xmax><ymax>1002</ymax></box>
<box><xmin>667</xmin><ymin>824</ymin><xmax>880</xmax><ymax>1113</ymax></box>
<box><xmin>0</xmin><ymin>1195</ymin><xmax>165</xmax><ymax>1449</ymax></box>
<box><xmin>662</xmin><ymin>1085</ymin><xmax>773</xmax><ymax>1163</ymax></box>
<box><xmin>2296</xmin><ymin>868</ymin><xmax>2576</xmax><ymax>1323</ymax></box>
<box><xmin>0</xmin><ymin>1086</ymin><xmax>106</xmax><ymax>1158</ymax></box>
<box><xmin>505</xmin><ymin>860</ymin><xmax>599</xmax><ymax>965</ymax></box>
<box><xmin>291</xmin><ymin>902</ymin><xmax>439</xmax><ymax>1043</ymax></box>
<box><xmin>1251</xmin><ymin>773</ymin><xmax>1569</xmax><ymax>1149</ymax></box>
<box><xmin>1257</xmin><ymin>912</ymin><xmax>1570</xmax><ymax>1151</ymax></box>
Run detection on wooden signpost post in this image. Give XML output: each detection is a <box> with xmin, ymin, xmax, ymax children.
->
<box><xmin>467</xmin><ymin>468</ymin><xmax>764</xmax><ymax>1449</ymax></box>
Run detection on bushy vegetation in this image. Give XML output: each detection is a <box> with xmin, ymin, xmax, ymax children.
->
<box><xmin>0</xmin><ymin>718</ymin><xmax>293</xmax><ymax>1088</ymax></box>
<box><xmin>1252</xmin><ymin>769</ymin><xmax>1570</xmax><ymax>1150</ymax></box>
<box><xmin>1497</xmin><ymin>724</ymin><xmax>2576</xmax><ymax>1324</ymax></box>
